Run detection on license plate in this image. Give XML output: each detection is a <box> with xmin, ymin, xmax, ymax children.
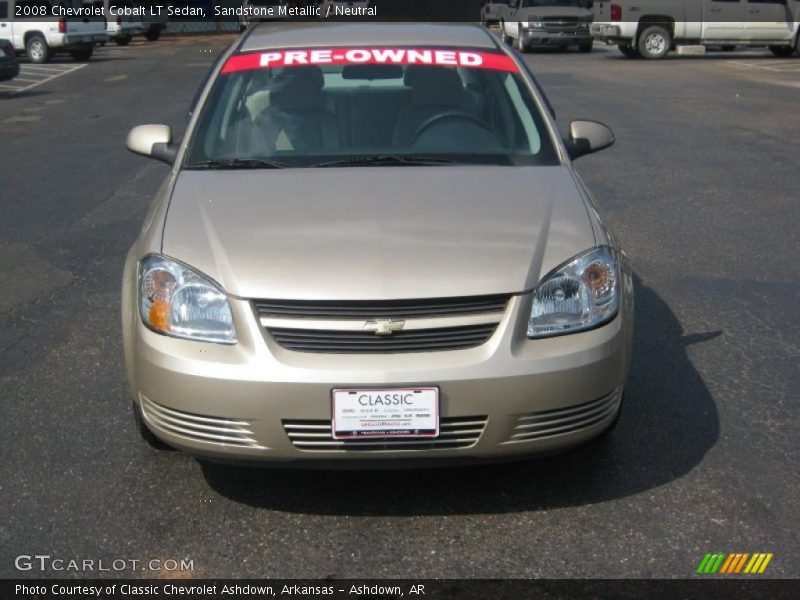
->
<box><xmin>331</xmin><ymin>387</ymin><xmax>439</xmax><ymax>439</ymax></box>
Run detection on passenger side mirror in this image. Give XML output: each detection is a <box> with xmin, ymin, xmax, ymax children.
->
<box><xmin>126</xmin><ymin>124</ymin><xmax>178</xmax><ymax>165</ymax></box>
<box><xmin>565</xmin><ymin>120</ymin><xmax>615</xmax><ymax>160</ymax></box>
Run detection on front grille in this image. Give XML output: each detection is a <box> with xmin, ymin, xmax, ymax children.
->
<box><xmin>504</xmin><ymin>390</ymin><xmax>621</xmax><ymax>443</ymax></box>
<box><xmin>253</xmin><ymin>294</ymin><xmax>510</xmax><ymax>319</ymax></box>
<box><xmin>140</xmin><ymin>395</ymin><xmax>265</xmax><ymax>448</ymax></box>
<box><xmin>283</xmin><ymin>416</ymin><xmax>488</xmax><ymax>452</ymax></box>
<box><xmin>541</xmin><ymin>17</ymin><xmax>582</xmax><ymax>32</ymax></box>
<box><xmin>267</xmin><ymin>324</ymin><xmax>497</xmax><ymax>353</ymax></box>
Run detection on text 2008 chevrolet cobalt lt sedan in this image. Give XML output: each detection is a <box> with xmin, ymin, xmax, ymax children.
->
<box><xmin>122</xmin><ymin>23</ymin><xmax>633</xmax><ymax>465</ymax></box>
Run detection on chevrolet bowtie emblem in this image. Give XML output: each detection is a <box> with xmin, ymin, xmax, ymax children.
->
<box><xmin>363</xmin><ymin>319</ymin><xmax>405</xmax><ymax>336</ymax></box>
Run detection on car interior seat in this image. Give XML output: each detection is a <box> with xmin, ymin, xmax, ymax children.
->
<box><xmin>391</xmin><ymin>66</ymin><xmax>468</xmax><ymax>148</ymax></box>
<box><xmin>256</xmin><ymin>66</ymin><xmax>340</xmax><ymax>152</ymax></box>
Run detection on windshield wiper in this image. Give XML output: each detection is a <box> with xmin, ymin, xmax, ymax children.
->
<box><xmin>312</xmin><ymin>155</ymin><xmax>461</xmax><ymax>168</ymax></box>
<box><xmin>186</xmin><ymin>158</ymin><xmax>291</xmax><ymax>170</ymax></box>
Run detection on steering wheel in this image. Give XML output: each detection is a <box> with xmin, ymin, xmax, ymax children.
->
<box><xmin>412</xmin><ymin>111</ymin><xmax>492</xmax><ymax>143</ymax></box>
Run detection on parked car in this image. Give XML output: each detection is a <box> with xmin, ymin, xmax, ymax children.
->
<box><xmin>499</xmin><ymin>0</ymin><xmax>594</xmax><ymax>53</ymax></box>
<box><xmin>591</xmin><ymin>0</ymin><xmax>800</xmax><ymax>59</ymax></box>
<box><xmin>319</xmin><ymin>0</ymin><xmax>372</xmax><ymax>16</ymax></box>
<box><xmin>238</xmin><ymin>0</ymin><xmax>288</xmax><ymax>32</ymax></box>
<box><xmin>105</xmin><ymin>0</ymin><xmax>144</xmax><ymax>46</ymax></box>
<box><xmin>137</xmin><ymin>0</ymin><xmax>167</xmax><ymax>41</ymax></box>
<box><xmin>481</xmin><ymin>0</ymin><xmax>508</xmax><ymax>26</ymax></box>
<box><xmin>122</xmin><ymin>22</ymin><xmax>632</xmax><ymax>465</ymax></box>
<box><xmin>0</xmin><ymin>0</ymin><xmax>107</xmax><ymax>63</ymax></box>
<box><xmin>0</xmin><ymin>37</ymin><xmax>20</xmax><ymax>81</ymax></box>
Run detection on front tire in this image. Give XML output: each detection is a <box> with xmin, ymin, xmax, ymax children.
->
<box><xmin>638</xmin><ymin>25</ymin><xmax>672</xmax><ymax>60</ymax></box>
<box><xmin>69</xmin><ymin>46</ymin><xmax>93</xmax><ymax>61</ymax></box>
<box><xmin>115</xmin><ymin>36</ymin><xmax>131</xmax><ymax>47</ymax></box>
<box><xmin>145</xmin><ymin>28</ymin><xmax>161</xmax><ymax>41</ymax></box>
<box><xmin>578</xmin><ymin>41</ymin><xmax>593</xmax><ymax>53</ymax></box>
<box><xmin>768</xmin><ymin>45</ymin><xmax>794</xmax><ymax>57</ymax></box>
<box><xmin>618</xmin><ymin>43</ymin><xmax>640</xmax><ymax>58</ymax></box>
<box><xmin>516</xmin><ymin>33</ymin><xmax>527</xmax><ymax>53</ymax></box>
<box><xmin>500</xmin><ymin>21</ymin><xmax>512</xmax><ymax>45</ymax></box>
<box><xmin>132</xmin><ymin>401</ymin><xmax>174</xmax><ymax>451</ymax></box>
<box><xmin>25</xmin><ymin>34</ymin><xmax>51</xmax><ymax>64</ymax></box>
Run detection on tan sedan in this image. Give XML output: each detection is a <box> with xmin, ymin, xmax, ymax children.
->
<box><xmin>122</xmin><ymin>22</ymin><xmax>633</xmax><ymax>466</ymax></box>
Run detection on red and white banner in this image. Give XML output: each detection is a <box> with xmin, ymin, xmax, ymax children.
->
<box><xmin>221</xmin><ymin>47</ymin><xmax>519</xmax><ymax>74</ymax></box>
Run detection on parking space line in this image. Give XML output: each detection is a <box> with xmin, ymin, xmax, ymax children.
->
<box><xmin>20</xmin><ymin>66</ymin><xmax>67</xmax><ymax>73</ymax></box>
<box><xmin>725</xmin><ymin>59</ymin><xmax>800</xmax><ymax>73</ymax></box>
<box><xmin>0</xmin><ymin>63</ymin><xmax>86</xmax><ymax>95</ymax></box>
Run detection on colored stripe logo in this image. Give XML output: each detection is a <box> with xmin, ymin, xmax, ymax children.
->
<box><xmin>696</xmin><ymin>553</ymin><xmax>773</xmax><ymax>574</ymax></box>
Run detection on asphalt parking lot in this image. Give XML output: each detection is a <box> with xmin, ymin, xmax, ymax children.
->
<box><xmin>1</xmin><ymin>36</ymin><xmax>798</xmax><ymax>579</ymax></box>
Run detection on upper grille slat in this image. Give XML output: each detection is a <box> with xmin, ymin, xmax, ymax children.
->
<box><xmin>256</xmin><ymin>295</ymin><xmax>509</xmax><ymax>354</ymax></box>
<box><xmin>269</xmin><ymin>325</ymin><xmax>496</xmax><ymax>353</ymax></box>
<box><xmin>254</xmin><ymin>294</ymin><xmax>510</xmax><ymax>319</ymax></box>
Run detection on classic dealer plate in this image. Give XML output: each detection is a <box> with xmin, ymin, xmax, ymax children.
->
<box><xmin>331</xmin><ymin>387</ymin><xmax>439</xmax><ymax>439</ymax></box>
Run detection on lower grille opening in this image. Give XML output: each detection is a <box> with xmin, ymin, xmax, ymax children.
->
<box><xmin>504</xmin><ymin>390</ymin><xmax>621</xmax><ymax>443</ymax></box>
<box><xmin>283</xmin><ymin>416</ymin><xmax>488</xmax><ymax>452</ymax></box>
<box><xmin>140</xmin><ymin>395</ymin><xmax>265</xmax><ymax>449</ymax></box>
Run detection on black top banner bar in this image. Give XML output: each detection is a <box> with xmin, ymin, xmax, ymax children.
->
<box><xmin>96</xmin><ymin>1</ymin><xmax>800</xmax><ymax>24</ymax></box>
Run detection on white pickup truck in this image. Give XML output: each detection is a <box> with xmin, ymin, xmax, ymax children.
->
<box><xmin>104</xmin><ymin>0</ymin><xmax>143</xmax><ymax>46</ymax></box>
<box><xmin>498</xmin><ymin>0</ymin><xmax>595</xmax><ymax>53</ymax></box>
<box><xmin>0</xmin><ymin>0</ymin><xmax>107</xmax><ymax>63</ymax></box>
<box><xmin>591</xmin><ymin>0</ymin><xmax>800</xmax><ymax>59</ymax></box>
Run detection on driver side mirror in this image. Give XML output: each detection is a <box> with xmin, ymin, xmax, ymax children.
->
<box><xmin>126</xmin><ymin>124</ymin><xmax>178</xmax><ymax>165</ymax></box>
<box><xmin>565</xmin><ymin>120</ymin><xmax>615</xmax><ymax>160</ymax></box>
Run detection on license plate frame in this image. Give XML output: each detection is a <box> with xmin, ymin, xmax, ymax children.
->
<box><xmin>331</xmin><ymin>387</ymin><xmax>439</xmax><ymax>440</ymax></box>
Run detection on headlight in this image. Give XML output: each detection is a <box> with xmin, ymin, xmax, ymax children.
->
<box><xmin>139</xmin><ymin>254</ymin><xmax>237</xmax><ymax>344</ymax></box>
<box><xmin>526</xmin><ymin>21</ymin><xmax>544</xmax><ymax>29</ymax></box>
<box><xmin>528</xmin><ymin>247</ymin><xmax>619</xmax><ymax>338</ymax></box>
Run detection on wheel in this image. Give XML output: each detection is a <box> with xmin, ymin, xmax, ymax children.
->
<box><xmin>25</xmin><ymin>34</ymin><xmax>51</xmax><ymax>64</ymax></box>
<box><xmin>618</xmin><ymin>43</ymin><xmax>640</xmax><ymax>58</ymax></box>
<box><xmin>145</xmin><ymin>28</ymin><xmax>161</xmax><ymax>41</ymax></box>
<box><xmin>578</xmin><ymin>41</ymin><xmax>593</xmax><ymax>53</ymax></box>
<box><xmin>768</xmin><ymin>45</ymin><xmax>794</xmax><ymax>57</ymax></box>
<box><xmin>720</xmin><ymin>45</ymin><xmax>736</xmax><ymax>51</ymax></box>
<box><xmin>115</xmin><ymin>35</ymin><xmax>131</xmax><ymax>47</ymax></box>
<box><xmin>69</xmin><ymin>46</ymin><xmax>93</xmax><ymax>61</ymax></box>
<box><xmin>500</xmin><ymin>21</ymin><xmax>512</xmax><ymax>45</ymax></box>
<box><xmin>516</xmin><ymin>32</ymin><xmax>527</xmax><ymax>53</ymax></box>
<box><xmin>637</xmin><ymin>25</ymin><xmax>672</xmax><ymax>59</ymax></box>
<box><xmin>132</xmin><ymin>401</ymin><xmax>174</xmax><ymax>450</ymax></box>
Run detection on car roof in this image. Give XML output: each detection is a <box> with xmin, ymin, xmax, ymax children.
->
<box><xmin>240</xmin><ymin>22</ymin><xmax>500</xmax><ymax>53</ymax></box>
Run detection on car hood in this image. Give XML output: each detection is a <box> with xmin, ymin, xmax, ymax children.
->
<box><xmin>517</xmin><ymin>7</ymin><xmax>592</xmax><ymax>19</ymax></box>
<box><xmin>162</xmin><ymin>167</ymin><xmax>595</xmax><ymax>300</ymax></box>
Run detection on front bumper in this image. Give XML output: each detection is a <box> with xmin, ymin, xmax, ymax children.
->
<box><xmin>64</xmin><ymin>34</ymin><xmax>108</xmax><ymax>47</ymax></box>
<box><xmin>590</xmin><ymin>23</ymin><xmax>631</xmax><ymax>44</ymax></box>
<box><xmin>123</xmin><ymin>263</ymin><xmax>632</xmax><ymax>465</ymax></box>
<box><xmin>519</xmin><ymin>28</ymin><xmax>593</xmax><ymax>47</ymax></box>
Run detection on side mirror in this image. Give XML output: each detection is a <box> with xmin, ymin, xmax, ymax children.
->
<box><xmin>126</xmin><ymin>124</ymin><xmax>178</xmax><ymax>165</ymax></box>
<box><xmin>565</xmin><ymin>120</ymin><xmax>615</xmax><ymax>160</ymax></box>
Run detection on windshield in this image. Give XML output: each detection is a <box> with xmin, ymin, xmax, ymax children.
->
<box><xmin>185</xmin><ymin>47</ymin><xmax>559</xmax><ymax>169</ymax></box>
